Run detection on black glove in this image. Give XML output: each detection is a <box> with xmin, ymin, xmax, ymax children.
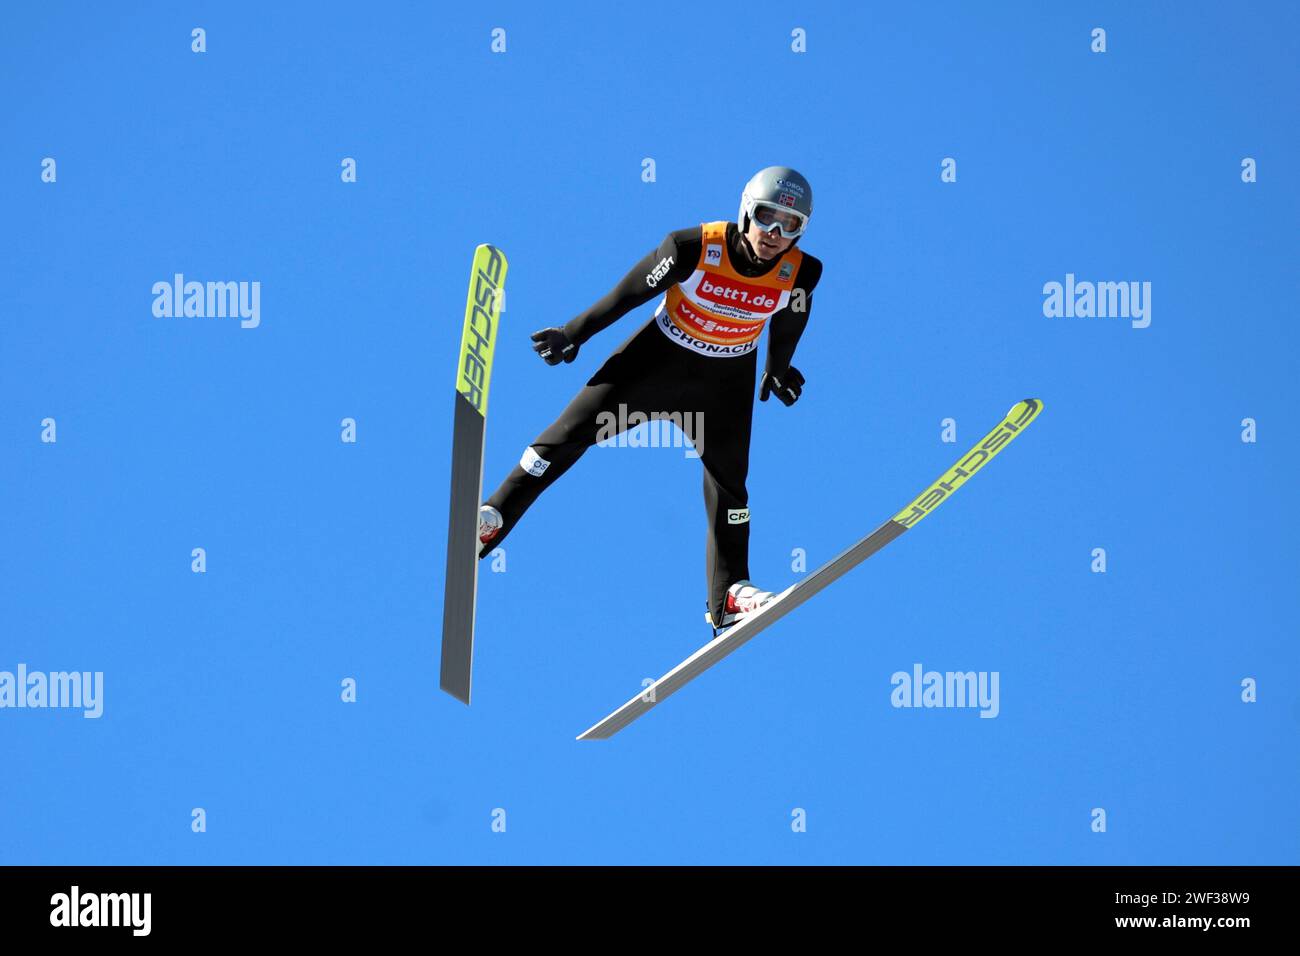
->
<box><xmin>759</xmin><ymin>366</ymin><xmax>805</xmax><ymax>406</ymax></box>
<box><xmin>530</xmin><ymin>327</ymin><xmax>579</xmax><ymax>365</ymax></box>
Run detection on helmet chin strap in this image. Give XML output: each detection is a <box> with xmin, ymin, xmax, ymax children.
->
<box><xmin>738</xmin><ymin>218</ymin><xmax>758</xmax><ymax>260</ymax></box>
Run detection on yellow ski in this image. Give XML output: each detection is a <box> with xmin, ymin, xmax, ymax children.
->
<box><xmin>440</xmin><ymin>244</ymin><xmax>507</xmax><ymax>704</ymax></box>
<box><xmin>577</xmin><ymin>399</ymin><xmax>1043</xmax><ymax>739</ymax></box>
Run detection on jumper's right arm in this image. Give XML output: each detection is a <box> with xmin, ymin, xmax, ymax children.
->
<box><xmin>560</xmin><ymin>230</ymin><xmax>696</xmax><ymax>347</ymax></box>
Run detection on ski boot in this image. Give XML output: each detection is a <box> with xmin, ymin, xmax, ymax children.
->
<box><xmin>705</xmin><ymin>579</ymin><xmax>777</xmax><ymax>636</ymax></box>
<box><xmin>478</xmin><ymin>505</ymin><xmax>503</xmax><ymax>546</ymax></box>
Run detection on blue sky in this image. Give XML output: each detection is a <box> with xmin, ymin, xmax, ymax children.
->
<box><xmin>1</xmin><ymin>1</ymin><xmax>1296</xmax><ymax>864</ymax></box>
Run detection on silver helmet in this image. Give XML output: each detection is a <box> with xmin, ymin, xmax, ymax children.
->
<box><xmin>737</xmin><ymin>166</ymin><xmax>813</xmax><ymax>239</ymax></box>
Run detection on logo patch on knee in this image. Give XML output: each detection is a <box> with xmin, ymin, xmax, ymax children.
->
<box><xmin>520</xmin><ymin>447</ymin><xmax>550</xmax><ymax>477</ymax></box>
<box><xmin>727</xmin><ymin>508</ymin><xmax>750</xmax><ymax>524</ymax></box>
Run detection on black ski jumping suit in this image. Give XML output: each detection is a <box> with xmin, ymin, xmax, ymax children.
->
<box><xmin>481</xmin><ymin>220</ymin><xmax>823</xmax><ymax>625</ymax></box>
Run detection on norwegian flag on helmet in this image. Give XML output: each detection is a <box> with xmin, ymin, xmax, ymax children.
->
<box><xmin>778</xmin><ymin>192</ymin><xmax>796</xmax><ymax>208</ymax></box>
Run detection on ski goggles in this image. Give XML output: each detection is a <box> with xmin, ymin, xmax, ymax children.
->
<box><xmin>750</xmin><ymin>200</ymin><xmax>808</xmax><ymax>238</ymax></box>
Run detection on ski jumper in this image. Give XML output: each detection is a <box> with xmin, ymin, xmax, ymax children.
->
<box><xmin>481</xmin><ymin>221</ymin><xmax>823</xmax><ymax>625</ymax></box>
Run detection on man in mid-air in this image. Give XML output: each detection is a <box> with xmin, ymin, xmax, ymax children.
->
<box><xmin>478</xmin><ymin>166</ymin><xmax>823</xmax><ymax>633</ymax></box>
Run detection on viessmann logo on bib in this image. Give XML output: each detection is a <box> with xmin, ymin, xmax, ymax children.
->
<box><xmin>675</xmin><ymin>298</ymin><xmax>762</xmax><ymax>342</ymax></box>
